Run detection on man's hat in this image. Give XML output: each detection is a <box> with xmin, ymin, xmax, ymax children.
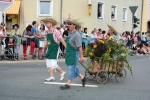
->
<box><xmin>43</xmin><ymin>17</ymin><xmax>58</xmax><ymax>26</ymax></box>
<box><xmin>64</xmin><ymin>18</ymin><xmax>82</xmax><ymax>30</ymax></box>
<box><xmin>107</xmin><ymin>24</ymin><xmax>118</xmax><ymax>35</ymax></box>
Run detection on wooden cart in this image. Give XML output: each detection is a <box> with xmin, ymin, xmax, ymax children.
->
<box><xmin>79</xmin><ymin>59</ymin><xmax>127</xmax><ymax>84</ymax></box>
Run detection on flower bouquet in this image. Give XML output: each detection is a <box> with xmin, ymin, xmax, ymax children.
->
<box><xmin>84</xmin><ymin>39</ymin><xmax>133</xmax><ymax>75</ymax></box>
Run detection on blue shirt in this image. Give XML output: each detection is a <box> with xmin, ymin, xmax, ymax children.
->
<box><xmin>32</xmin><ymin>27</ymin><xmax>37</xmax><ymax>40</ymax></box>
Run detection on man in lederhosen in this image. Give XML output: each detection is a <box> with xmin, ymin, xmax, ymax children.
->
<box><xmin>60</xmin><ymin>19</ymin><xmax>86</xmax><ymax>90</ymax></box>
<box><xmin>42</xmin><ymin>18</ymin><xmax>66</xmax><ymax>81</ymax></box>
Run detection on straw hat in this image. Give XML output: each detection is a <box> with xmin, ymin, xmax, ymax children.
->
<box><xmin>107</xmin><ymin>24</ymin><xmax>118</xmax><ymax>35</ymax></box>
<box><xmin>64</xmin><ymin>18</ymin><xmax>82</xmax><ymax>30</ymax></box>
<box><xmin>43</xmin><ymin>17</ymin><xmax>58</xmax><ymax>26</ymax></box>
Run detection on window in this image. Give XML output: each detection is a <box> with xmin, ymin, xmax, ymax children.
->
<box><xmin>111</xmin><ymin>5</ymin><xmax>117</xmax><ymax>20</ymax></box>
<box><xmin>122</xmin><ymin>8</ymin><xmax>127</xmax><ymax>21</ymax></box>
<box><xmin>38</xmin><ymin>0</ymin><xmax>53</xmax><ymax>16</ymax></box>
<box><xmin>97</xmin><ymin>2</ymin><xmax>104</xmax><ymax>18</ymax></box>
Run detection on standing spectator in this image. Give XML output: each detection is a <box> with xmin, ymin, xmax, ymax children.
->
<box><xmin>38</xmin><ymin>20</ymin><xmax>48</xmax><ymax>31</ymax></box>
<box><xmin>0</xmin><ymin>25</ymin><xmax>5</xmax><ymax>54</ymax></box>
<box><xmin>120</xmin><ymin>32</ymin><xmax>127</xmax><ymax>46</ymax></box>
<box><xmin>32</xmin><ymin>21</ymin><xmax>39</xmax><ymax>59</ymax></box>
<box><xmin>102</xmin><ymin>30</ymin><xmax>106</xmax><ymax>39</ymax></box>
<box><xmin>96</xmin><ymin>31</ymin><xmax>102</xmax><ymax>39</ymax></box>
<box><xmin>60</xmin><ymin>24</ymin><xmax>65</xmax><ymax>36</ymax></box>
<box><xmin>0</xmin><ymin>22</ymin><xmax>7</xmax><ymax>47</ymax></box>
<box><xmin>94</xmin><ymin>28</ymin><xmax>98</xmax><ymax>34</ymax></box>
<box><xmin>127</xmin><ymin>32</ymin><xmax>133</xmax><ymax>49</ymax></box>
<box><xmin>38</xmin><ymin>24</ymin><xmax>47</xmax><ymax>60</ymax></box>
<box><xmin>90</xmin><ymin>30</ymin><xmax>96</xmax><ymax>44</ymax></box>
<box><xmin>60</xmin><ymin>24</ymin><xmax>65</xmax><ymax>53</ymax></box>
<box><xmin>84</xmin><ymin>28</ymin><xmax>88</xmax><ymax>37</ymax></box>
<box><xmin>137</xmin><ymin>32</ymin><xmax>141</xmax><ymax>44</ymax></box>
<box><xmin>22</xmin><ymin>25</ymin><xmax>35</xmax><ymax>60</ymax></box>
<box><xmin>10</xmin><ymin>24</ymin><xmax>22</xmax><ymax>54</ymax></box>
<box><xmin>147</xmin><ymin>33</ymin><xmax>150</xmax><ymax>45</ymax></box>
<box><xmin>141</xmin><ymin>32</ymin><xmax>147</xmax><ymax>45</ymax></box>
<box><xmin>63</xmin><ymin>26</ymin><xmax>69</xmax><ymax>41</ymax></box>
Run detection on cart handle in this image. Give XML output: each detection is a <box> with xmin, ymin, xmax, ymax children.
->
<box><xmin>78</xmin><ymin>60</ymin><xmax>88</xmax><ymax>70</ymax></box>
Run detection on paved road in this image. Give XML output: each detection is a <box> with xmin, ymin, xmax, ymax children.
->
<box><xmin>0</xmin><ymin>56</ymin><xmax>150</xmax><ymax>100</ymax></box>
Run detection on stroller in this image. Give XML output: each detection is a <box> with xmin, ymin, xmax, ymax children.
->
<box><xmin>4</xmin><ymin>35</ymin><xmax>19</xmax><ymax>61</ymax></box>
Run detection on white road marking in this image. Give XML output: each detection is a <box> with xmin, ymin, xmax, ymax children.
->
<box><xmin>44</xmin><ymin>82</ymin><xmax>98</xmax><ymax>87</ymax></box>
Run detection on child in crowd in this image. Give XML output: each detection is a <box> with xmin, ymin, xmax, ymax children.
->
<box><xmin>8</xmin><ymin>37</ymin><xmax>14</xmax><ymax>54</ymax></box>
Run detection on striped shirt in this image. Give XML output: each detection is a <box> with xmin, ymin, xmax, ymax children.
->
<box><xmin>45</xmin><ymin>28</ymin><xmax>62</xmax><ymax>45</ymax></box>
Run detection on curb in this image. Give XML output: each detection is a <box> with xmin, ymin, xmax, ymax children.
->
<box><xmin>0</xmin><ymin>59</ymin><xmax>65</xmax><ymax>65</ymax></box>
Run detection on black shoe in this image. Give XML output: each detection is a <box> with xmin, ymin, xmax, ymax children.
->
<box><xmin>60</xmin><ymin>84</ymin><xmax>70</xmax><ymax>90</ymax></box>
<box><xmin>24</xmin><ymin>58</ymin><xmax>28</xmax><ymax>60</ymax></box>
<box><xmin>32</xmin><ymin>55</ymin><xmax>36</xmax><ymax>59</ymax></box>
<box><xmin>82</xmin><ymin>77</ymin><xmax>86</xmax><ymax>87</ymax></box>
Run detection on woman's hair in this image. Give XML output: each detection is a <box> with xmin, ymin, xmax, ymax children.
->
<box><xmin>26</xmin><ymin>25</ymin><xmax>32</xmax><ymax>31</ymax></box>
<box><xmin>0</xmin><ymin>25</ymin><xmax>3</xmax><ymax>28</ymax></box>
<box><xmin>13</xmin><ymin>24</ymin><xmax>19</xmax><ymax>29</ymax></box>
<box><xmin>98</xmin><ymin>28</ymin><xmax>101</xmax><ymax>32</ymax></box>
<box><xmin>122</xmin><ymin>32</ymin><xmax>125</xmax><ymax>36</ymax></box>
<box><xmin>40</xmin><ymin>24</ymin><xmax>45</xmax><ymax>30</ymax></box>
<box><xmin>84</xmin><ymin>28</ymin><xmax>87</xmax><ymax>33</ymax></box>
<box><xmin>91</xmin><ymin>30</ymin><xmax>95</xmax><ymax>34</ymax></box>
<box><xmin>102</xmin><ymin>30</ymin><xmax>106</xmax><ymax>34</ymax></box>
<box><xmin>97</xmin><ymin>31</ymin><xmax>101</xmax><ymax>34</ymax></box>
<box><xmin>56</xmin><ymin>27</ymin><xmax>61</xmax><ymax>30</ymax></box>
<box><xmin>1</xmin><ymin>22</ymin><xmax>5</xmax><ymax>26</ymax></box>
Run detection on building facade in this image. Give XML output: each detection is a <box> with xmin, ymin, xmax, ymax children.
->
<box><xmin>91</xmin><ymin>0</ymin><xmax>142</xmax><ymax>34</ymax></box>
<box><xmin>3</xmin><ymin>0</ymin><xmax>143</xmax><ymax>34</ymax></box>
<box><xmin>141</xmin><ymin>0</ymin><xmax>150</xmax><ymax>32</ymax></box>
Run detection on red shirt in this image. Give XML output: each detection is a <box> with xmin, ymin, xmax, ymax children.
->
<box><xmin>8</xmin><ymin>42</ymin><xmax>14</xmax><ymax>46</ymax></box>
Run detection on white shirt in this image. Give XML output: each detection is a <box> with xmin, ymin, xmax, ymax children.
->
<box><xmin>60</xmin><ymin>28</ymin><xmax>64</xmax><ymax>36</ymax></box>
<box><xmin>0</xmin><ymin>30</ymin><xmax>4</xmax><ymax>41</ymax></box>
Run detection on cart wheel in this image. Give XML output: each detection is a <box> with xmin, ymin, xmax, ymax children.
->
<box><xmin>115</xmin><ymin>68</ymin><xmax>126</xmax><ymax>83</ymax></box>
<box><xmin>85</xmin><ymin>69</ymin><xmax>96</xmax><ymax>80</ymax></box>
<box><xmin>108</xmin><ymin>73</ymin><xmax>113</xmax><ymax>79</ymax></box>
<box><xmin>96</xmin><ymin>70</ymin><xmax>108</xmax><ymax>84</ymax></box>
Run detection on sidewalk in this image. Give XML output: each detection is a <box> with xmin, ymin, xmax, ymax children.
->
<box><xmin>0</xmin><ymin>56</ymin><xmax>65</xmax><ymax>64</ymax></box>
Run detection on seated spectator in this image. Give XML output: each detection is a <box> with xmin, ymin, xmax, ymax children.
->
<box><xmin>8</xmin><ymin>37</ymin><xmax>14</xmax><ymax>54</ymax></box>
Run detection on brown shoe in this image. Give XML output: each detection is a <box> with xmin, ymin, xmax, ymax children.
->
<box><xmin>82</xmin><ymin>77</ymin><xmax>86</xmax><ymax>87</ymax></box>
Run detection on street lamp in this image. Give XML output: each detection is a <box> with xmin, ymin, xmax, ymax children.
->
<box><xmin>88</xmin><ymin>0</ymin><xmax>92</xmax><ymax>15</ymax></box>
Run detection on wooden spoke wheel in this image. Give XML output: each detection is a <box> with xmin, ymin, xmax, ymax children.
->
<box><xmin>85</xmin><ymin>69</ymin><xmax>96</xmax><ymax>80</ymax></box>
<box><xmin>115</xmin><ymin>68</ymin><xmax>127</xmax><ymax>83</ymax></box>
<box><xmin>96</xmin><ymin>70</ymin><xmax>108</xmax><ymax>84</ymax></box>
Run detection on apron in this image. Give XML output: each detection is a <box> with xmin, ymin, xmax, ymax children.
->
<box><xmin>46</xmin><ymin>33</ymin><xmax>59</xmax><ymax>59</ymax></box>
<box><xmin>65</xmin><ymin>31</ymin><xmax>77</xmax><ymax>66</ymax></box>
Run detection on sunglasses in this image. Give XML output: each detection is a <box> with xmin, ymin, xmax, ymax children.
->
<box><xmin>68</xmin><ymin>23</ymin><xmax>74</xmax><ymax>25</ymax></box>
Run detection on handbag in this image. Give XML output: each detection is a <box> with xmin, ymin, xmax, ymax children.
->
<box><xmin>21</xmin><ymin>37</ymin><xmax>31</xmax><ymax>45</ymax></box>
